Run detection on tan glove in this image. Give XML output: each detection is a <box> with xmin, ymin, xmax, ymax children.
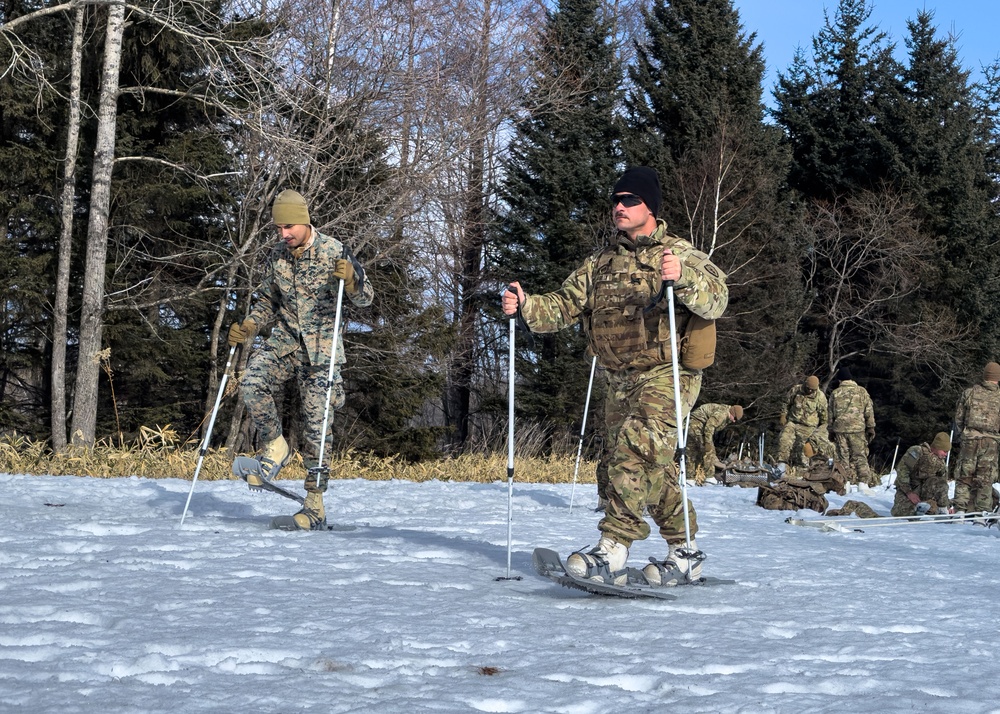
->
<box><xmin>779</xmin><ymin>414</ymin><xmax>787</xmax><ymax>427</ymax></box>
<box><xmin>865</xmin><ymin>427</ymin><xmax>875</xmax><ymax>444</ymax></box>
<box><xmin>331</xmin><ymin>258</ymin><xmax>358</xmax><ymax>294</ymax></box>
<box><xmin>227</xmin><ymin>318</ymin><xmax>256</xmax><ymax>347</ymax></box>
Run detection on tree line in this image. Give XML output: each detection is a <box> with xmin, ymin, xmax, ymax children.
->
<box><xmin>2</xmin><ymin>0</ymin><xmax>998</xmax><ymax>468</ymax></box>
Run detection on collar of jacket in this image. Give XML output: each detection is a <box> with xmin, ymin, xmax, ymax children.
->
<box><xmin>287</xmin><ymin>227</ymin><xmax>319</xmax><ymax>260</ymax></box>
<box><xmin>615</xmin><ymin>219</ymin><xmax>667</xmax><ymax>252</ymax></box>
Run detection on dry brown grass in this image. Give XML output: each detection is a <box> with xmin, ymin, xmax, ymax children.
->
<box><xmin>0</xmin><ymin>431</ymin><xmax>598</xmax><ymax>485</ymax></box>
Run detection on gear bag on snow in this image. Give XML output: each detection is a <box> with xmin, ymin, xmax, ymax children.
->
<box><xmin>755</xmin><ymin>456</ymin><xmax>849</xmax><ymax>512</ymax></box>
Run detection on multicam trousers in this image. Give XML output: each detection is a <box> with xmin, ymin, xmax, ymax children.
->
<box><xmin>242</xmin><ymin>343</ymin><xmax>346</xmax><ymax>465</ymax></box>
<box><xmin>952</xmin><ymin>438</ymin><xmax>1000</xmax><ymax>512</ymax></box>
<box><xmin>600</xmin><ymin>363</ymin><xmax>701</xmax><ymax>548</ymax></box>
<box><xmin>776</xmin><ymin>423</ymin><xmax>834</xmax><ymax>466</ymax></box>
<box><xmin>686</xmin><ymin>432</ymin><xmax>718</xmax><ymax>485</ymax></box>
<box><xmin>832</xmin><ymin>431</ymin><xmax>875</xmax><ymax>486</ymax></box>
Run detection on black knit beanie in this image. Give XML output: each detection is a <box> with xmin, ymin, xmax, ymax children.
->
<box><xmin>836</xmin><ymin>366</ymin><xmax>853</xmax><ymax>382</ymax></box>
<box><xmin>612</xmin><ymin>167</ymin><xmax>661</xmax><ymax>218</ymax></box>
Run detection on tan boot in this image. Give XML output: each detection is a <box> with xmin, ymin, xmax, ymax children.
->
<box><xmin>642</xmin><ymin>539</ymin><xmax>704</xmax><ymax>586</ymax></box>
<box><xmin>246</xmin><ymin>435</ymin><xmax>290</xmax><ymax>487</ymax></box>
<box><xmin>291</xmin><ymin>490</ymin><xmax>327</xmax><ymax>531</ymax></box>
<box><xmin>565</xmin><ymin>536</ymin><xmax>629</xmax><ymax>585</ymax></box>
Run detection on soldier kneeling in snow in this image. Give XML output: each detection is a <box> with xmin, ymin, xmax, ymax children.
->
<box><xmin>890</xmin><ymin>432</ymin><xmax>951</xmax><ymax>517</ymax></box>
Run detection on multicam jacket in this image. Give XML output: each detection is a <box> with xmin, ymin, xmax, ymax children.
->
<box><xmin>518</xmin><ymin>220</ymin><xmax>728</xmax><ymax>373</ymax></box>
<box><xmin>249</xmin><ymin>230</ymin><xmax>374</xmax><ymax>367</ymax></box>
<box><xmin>894</xmin><ymin>443</ymin><xmax>948</xmax><ymax>502</ymax></box>
<box><xmin>828</xmin><ymin>380</ymin><xmax>875</xmax><ymax>434</ymax></box>
<box><xmin>781</xmin><ymin>385</ymin><xmax>828</xmax><ymax>429</ymax></box>
<box><xmin>689</xmin><ymin>403</ymin><xmax>732</xmax><ymax>443</ymax></box>
<box><xmin>954</xmin><ymin>381</ymin><xmax>1000</xmax><ymax>439</ymax></box>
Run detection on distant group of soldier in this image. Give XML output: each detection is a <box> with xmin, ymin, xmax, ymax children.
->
<box><xmin>689</xmin><ymin>361</ymin><xmax>1000</xmax><ymax>518</ymax></box>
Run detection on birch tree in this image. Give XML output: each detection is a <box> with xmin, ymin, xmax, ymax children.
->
<box><xmin>69</xmin><ymin>0</ymin><xmax>125</xmax><ymax>446</ymax></box>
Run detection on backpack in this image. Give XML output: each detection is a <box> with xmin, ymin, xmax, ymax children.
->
<box><xmin>755</xmin><ymin>456</ymin><xmax>849</xmax><ymax>512</ymax></box>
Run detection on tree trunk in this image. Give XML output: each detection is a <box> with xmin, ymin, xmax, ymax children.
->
<box><xmin>50</xmin><ymin>7</ymin><xmax>85</xmax><ymax>452</ymax></box>
<box><xmin>445</xmin><ymin>0</ymin><xmax>492</xmax><ymax>451</ymax></box>
<box><xmin>70</xmin><ymin>2</ymin><xmax>125</xmax><ymax>446</ymax></box>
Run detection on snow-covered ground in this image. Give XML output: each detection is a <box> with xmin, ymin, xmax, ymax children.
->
<box><xmin>3</xmin><ymin>471</ymin><xmax>1000</xmax><ymax>713</ymax></box>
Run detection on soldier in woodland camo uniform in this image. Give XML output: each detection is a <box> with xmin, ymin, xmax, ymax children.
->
<box><xmin>227</xmin><ymin>189</ymin><xmax>374</xmax><ymax>530</ymax></box>
<box><xmin>890</xmin><ymin>432</ymin><xmax>951</xmax><ymax>516</ymax></box>
<box><xmin>951</xmin><ymin>362</ymin><xmax>1000</xmax><ymax>513</ymax></box>
<box><xmin>776</xmin><ymin>376</ymin><xmax>834</xmax><ymax>467</ymax></box>
<box><xmin>502</xmin><ymin>167</ymin><xmax>728</xmax><ymax>587</ymax></box>
<box><xmin>687</xmin><ymin>403</ymin><xmax>743</xmax><ymax>483</ymax></box>
<box><xmin>828</xmin><ymin>367</ymin><xmax>877</xmax><ymax>487</ymax></box>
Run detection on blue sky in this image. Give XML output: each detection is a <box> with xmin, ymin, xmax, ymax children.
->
<box><xmin>732</xmin><ymin>0</ymin><xmax>1000</xmax><ymax>95</ymax></box>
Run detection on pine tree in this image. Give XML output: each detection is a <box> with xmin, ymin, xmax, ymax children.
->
<box><xmin>0</xmin><ymin>0</ymin><xmax>78</xmax><ymax>438</ymax></box>
<box><xmin>873</xmin><ymin>10</ymin><xmax>1000</xmax><ymax>441</ymax></box>
<box><xmin>773</xmin><ymin>0</ymin><xmax>901</xmax><ymax>200</ymax></box>
<box><xmin>489</xmin><ymin>0</ymin><xmax>623</xmax><ymax>443</ymax></box>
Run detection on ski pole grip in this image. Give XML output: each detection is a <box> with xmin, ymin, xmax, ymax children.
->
<box><xmin>644</xmin><ymin>281</ymin><xmax>669</xmax><ymax>314</ymax></box>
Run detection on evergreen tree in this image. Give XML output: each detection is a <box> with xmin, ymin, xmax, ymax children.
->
<box><xmin>873</xmin><ymin>10</ymin><xmax>1000</xmax><ymax>441</ymax></box>
<box><xmin>490</xmin><ymin>0</ymin><xmax>623</xmax><ymax>444</ymax></box>
<box><xmin>772</xmin><ymin>0</ymin><xmax>901</xmax><ymax>200</ymax></box>
<box><xmin>0</xmin><ymin>0</ymin><xmax>79</xmax><ymax>438</ymax></box>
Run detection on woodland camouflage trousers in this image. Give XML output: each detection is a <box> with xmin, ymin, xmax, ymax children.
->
<box><xmin>242</xmin><ymin>343</ymin><xmax>346</xmax><ymax>465</ymax></box>
<box><xmin>599</xmin><ymin>363</ymin><xmax>701</xmax><ymax>548</ymax></box>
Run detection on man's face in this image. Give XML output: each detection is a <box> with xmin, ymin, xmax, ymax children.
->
<box><xmin>275</xmin><ymin>223</ymin><xmax>311</xmax><ymax>249</ymax></box>
<box><xmin>612</xmin><ymin>193</ymin><xmax>654</xmax><ymax>235</ymax></box>
<box><xmin>803</xmin><ymin>386</ymin><xmax>816</xmax><ymax>395</ymax></box>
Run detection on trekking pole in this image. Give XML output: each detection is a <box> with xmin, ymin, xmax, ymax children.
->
<box><xmin>663</xmin><ymin>279</ymin><xmax>694</xmax><ymax>549</ymax></box>
<box><xmin>886</xmin><ymin>437</ymin><xmax>901</xmax><ymax>488</ymax></box>
<box><xmin>569</xmin><ymin>355</ymin><xmax>598</xmax><ymax>512</ymax></box>
<box><xmin>179</xmin><ymin>344</ymin><xmax>238</xmax><ymax>527</ymax></box>
<box><xmin>945</xmin><ymin>427</ymin><xmax>954</xmax><ymax>471</ymax></box>
<box><xmin>312</xmin><ymin>263</ymin><xmax>348</xmax><ymax>489</ymax></box>
<box><xmin>497</xmin><ymin>288</ymin><xmax>521</xmax><ymax>582</ymax></box>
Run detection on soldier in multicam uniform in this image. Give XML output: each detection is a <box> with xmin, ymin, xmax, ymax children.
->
<box><xmin>890</xmin><ymin>432</ymin><xmax>951</xmax><ymax>516</ymax></box>
<box><xmin>951</xmin><ymin>362</ymin><xmax>1000</xmax><ymax>513</ymax></box>
<box><xmin>776</xmin><ymin>376</ymin><xmax>834</xmax><ymax>468</ymax></box>
<box><xmin>227</xmin><ymin>189</ymin><xmax>374</xmax><ymax>530</ymax></box>
<box><xmin>686</xmin><ymin>403</ymin><xmax>743</xmax><ymax>483</ymax></box>
<box><xmin>828</xmin><ymin>367</ymin><xmax>877</xmax><ymax>487</ymax></box>
<box><xmin>501</xmin><ymin>167</ymin><xmax>728</xmax><ymax>587</ymax></box>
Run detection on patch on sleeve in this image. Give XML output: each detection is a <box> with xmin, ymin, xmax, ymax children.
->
<box><xmin>684</xmin><ymin>249</ymin><xmax>728</xmax><ymax>281</ymax></box>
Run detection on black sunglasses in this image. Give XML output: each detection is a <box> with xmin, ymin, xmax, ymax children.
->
<box><xmin>611</xmin><ymin>193</ymin><xmax>644</xmax><ymax>208</ymax></box>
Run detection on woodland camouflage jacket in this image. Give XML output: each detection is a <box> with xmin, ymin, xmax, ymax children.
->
<box><xmin>249</xmin><ymin>230</ymin><xmax>374</xmax><ymax>367</ymax></box>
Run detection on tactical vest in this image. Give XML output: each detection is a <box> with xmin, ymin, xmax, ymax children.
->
<box><xmin>962</xmin><ymin>384</ymin><xmax>1000</xmax><ymax>434</ymax></box>
<box><xmin>586</xmin><ymin>242</ymin><xmax>714</xmax><ymax>371</ymax></box>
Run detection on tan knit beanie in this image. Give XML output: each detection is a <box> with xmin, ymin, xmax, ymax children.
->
<box><xmin>272</xmin><ymin>189</ymin><xmax>310</xmax><ymax>225</ymax></box>
<box><xmin>730</xmin><ymin>405</ymin><xmax>743</xmax><ymax>420</ymax></box>
<box><xmin>805</xmin><ymin>376</ymin><xmax>819</xmax><ymax>390</ymax></box>
<box><xmin>984</xmin><ymin>362</ymin><xmax>1000</xmax><ymax>382</ymax></box>
<box><xmin>930</xmin><ymin>432</ymin><xmax>951</xmax><ymax>452</ymax></box>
